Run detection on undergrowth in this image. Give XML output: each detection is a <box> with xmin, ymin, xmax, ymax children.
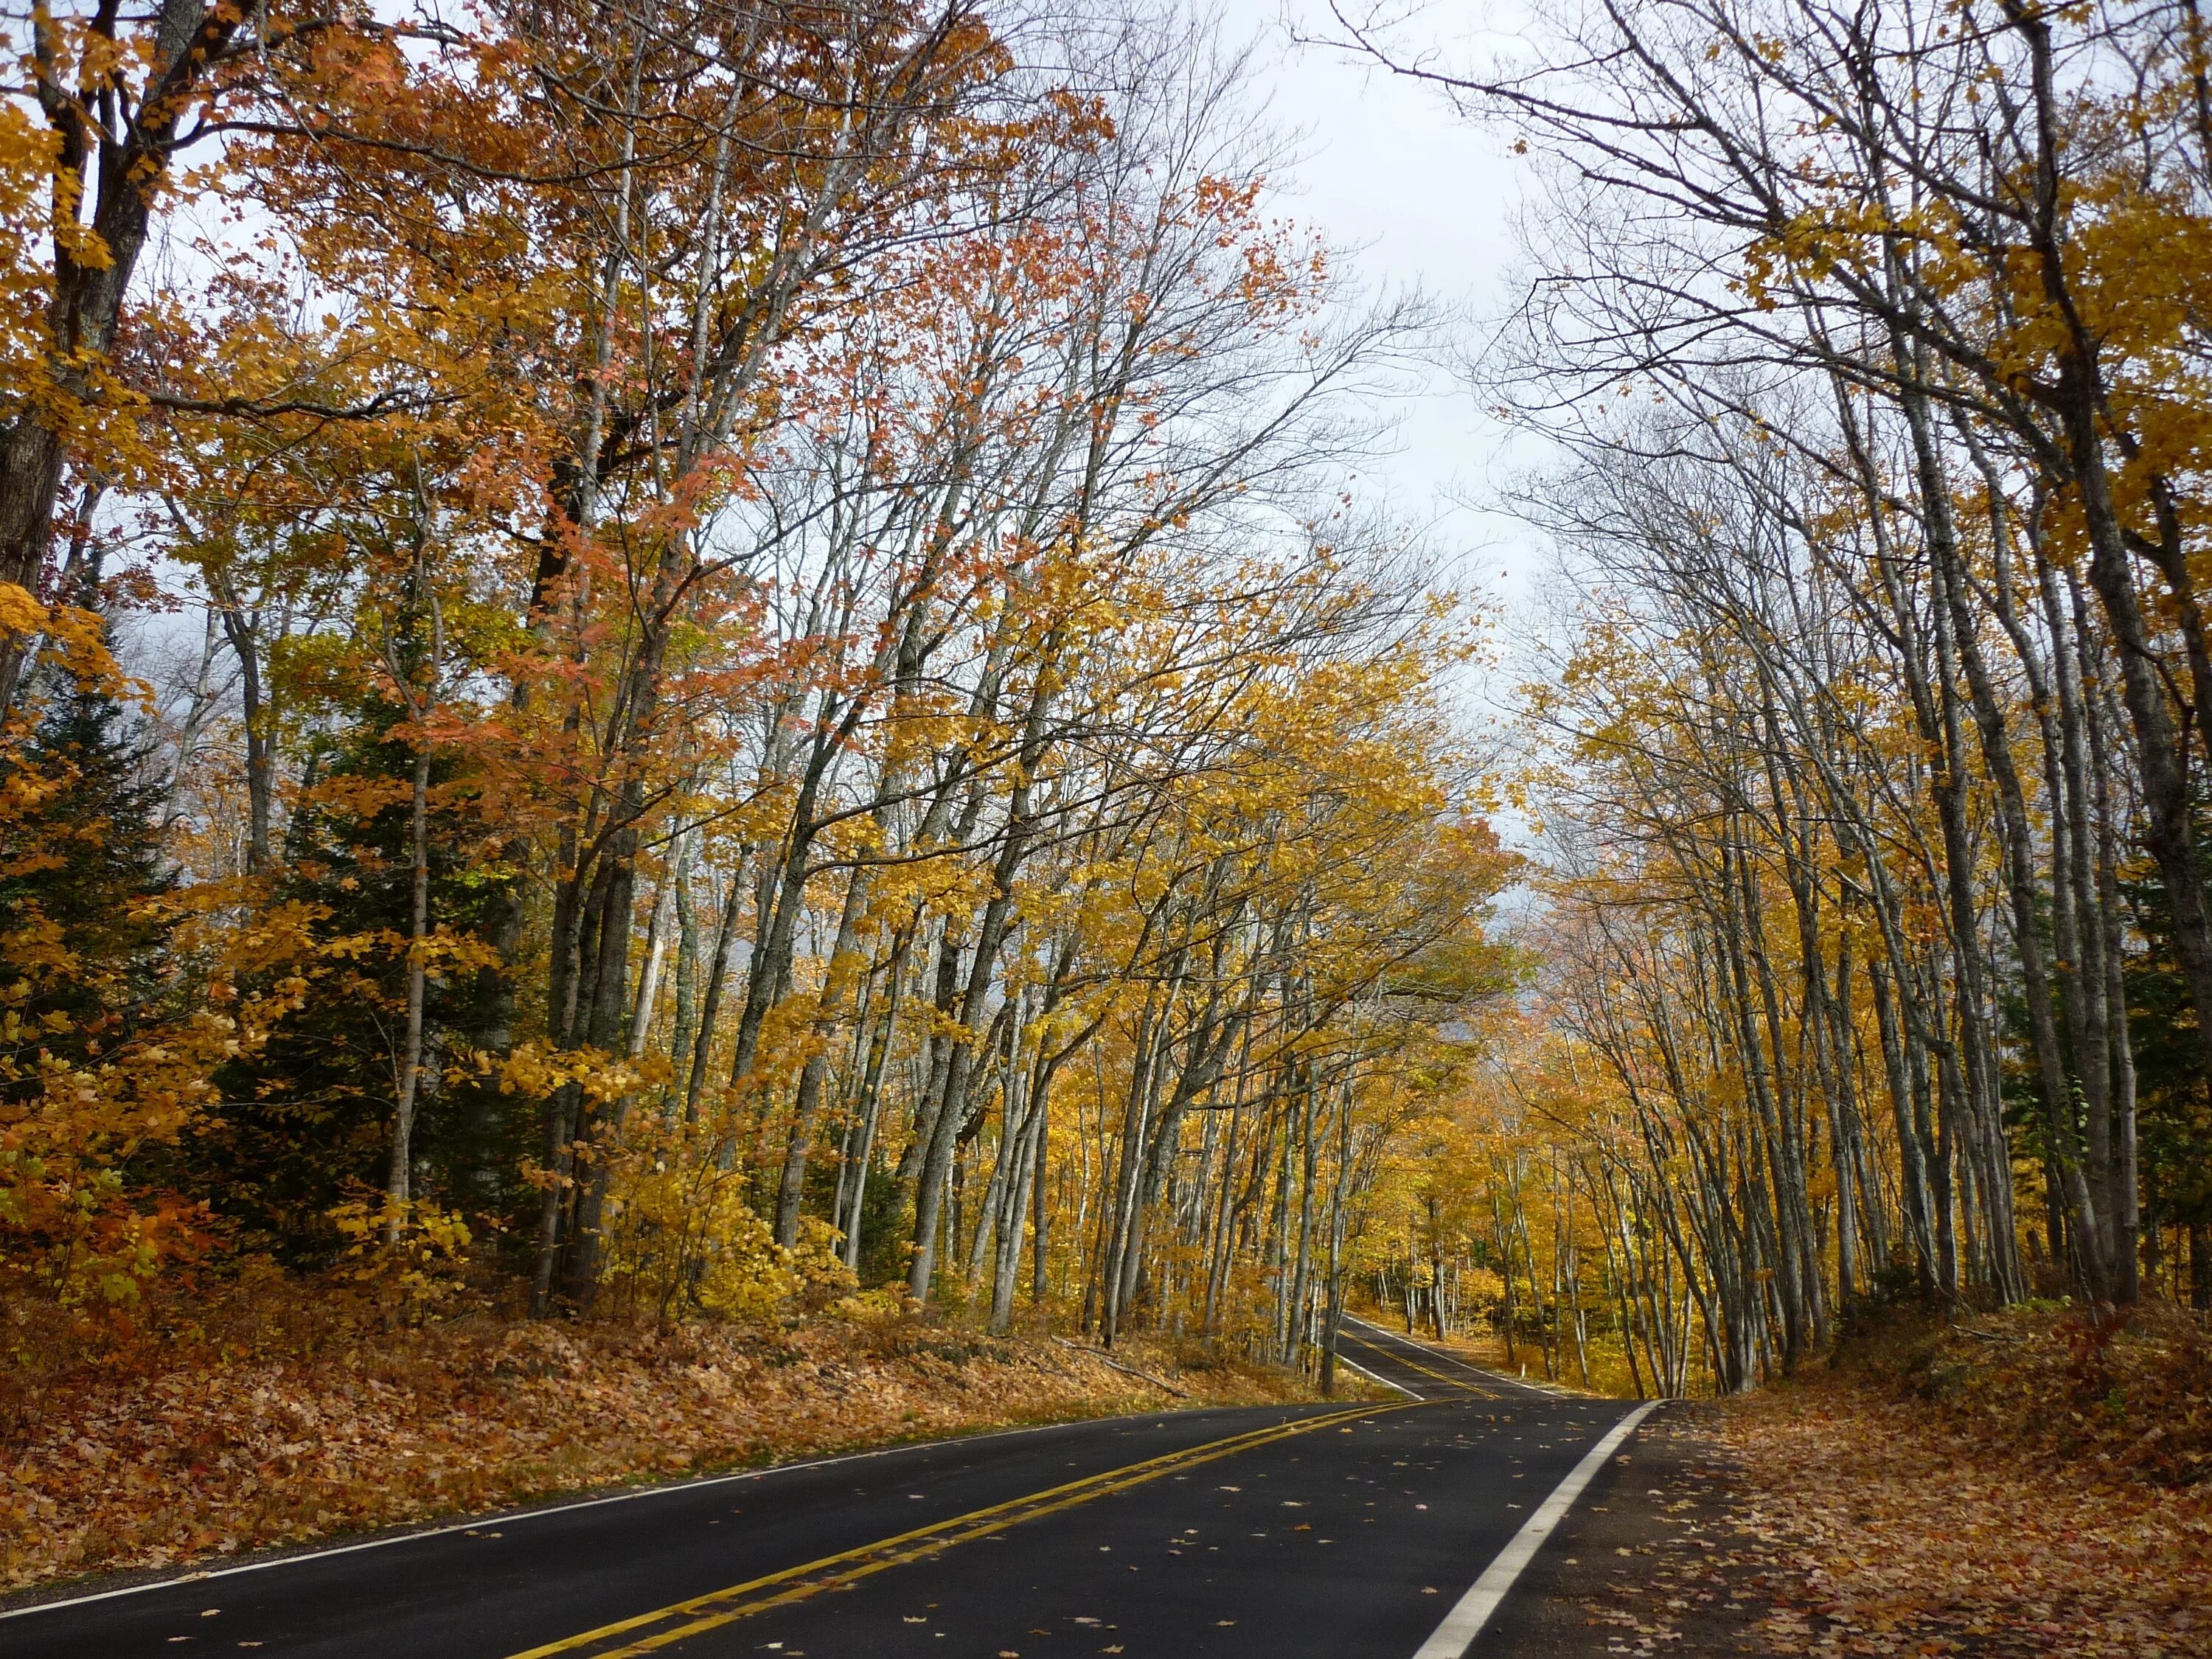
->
<box><xmin>1829</xmin><ymin>1297</ymin><xmax>2212</xmax><ymax>1486</ymax></box>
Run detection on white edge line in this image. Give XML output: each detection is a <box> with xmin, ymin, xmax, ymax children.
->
<box><xmin>1330</xmin><ymin>1352</ymin><xmax>1422</xmax><ymax>1402</ymax></box>
<box><xmin>1411</xmin><ymin>1399</ymin><xmax>1660</xmax><ymax>1659</ymax></box>
<box><xmin>1339</xmin><ymin>1316</ymin><xmax>1507</xmax><ymax>1388</ymax></box>
<box><xmin>3</xmin><ymin>1400</ymin><xmax>1312</xmax><ymax>1624</ymax></box>
<box><xmin>1339</xmin><ymin>1316</ymin><xmax>1571</xmax><ymax>1401</ymax></box>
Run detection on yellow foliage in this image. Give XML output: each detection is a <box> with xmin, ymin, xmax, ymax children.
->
<box><xmin>327</xmin><ymin>1197</ymin><xmax>476</xmax><ymax>1325</ymax></box>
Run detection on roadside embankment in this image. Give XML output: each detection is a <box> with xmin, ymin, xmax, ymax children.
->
<box><xmin>1705</xmin><ymin>1303</ymin><xmax>2211</xmax><ymax>1656</ymax></box>
<box><xmin>1517</xmin><ymin>1303</ymin><xmax>2212</xmax><ymax>1657</ymax></box>
<box><xmin>0</xmin><ymin>1294</ymin><xmax>1318</xmax><ymax>1596</ymax></box>
<box><xmin>1362</xmin><ymin>1302</ymin><xmax>2211</xmax><ymax>1656</ymax></box>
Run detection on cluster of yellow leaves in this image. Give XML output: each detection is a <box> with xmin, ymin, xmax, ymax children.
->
<box><xmin>0</xmin><ymin>894</ymin><xmax>315</xmax><ymax>1310</ymax></box>
<box><xmin>0</xmin><ymin>1297</ymin><xmax>1310</xmax><ymax>1590</ymax></box>
<box><xmin>324</xmin><ymin>1200</ymin><xmax>476</xmax><ymax>1324</ymax></box>
<box><xmin>598</xmin><ymin>1155</ymin><xmax>849</xmax><ymax>1326</ymax></box>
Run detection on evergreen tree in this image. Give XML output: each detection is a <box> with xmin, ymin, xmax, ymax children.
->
<box><xmin>193</xmin><ymin>712</ymin><xmax>525</xmax><ymax>1262</ymax></box>
<box><xmin>2121</xmin><ymin>844</ymin><xmax>2212</xmax><ymax>1292</ymax></box>
<box><xmin>0</xmin><ymin>675</ymin><xmax>171</xmax><ymax>1069</ymax></box>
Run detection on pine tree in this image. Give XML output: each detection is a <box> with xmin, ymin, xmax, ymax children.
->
<box><xmin>194</xmin><ymin>713</ymin><xmax>524</xmax><ymax>1261</ymax></box>
<box><xmin>0</xmin><ymin>675</ymin><xmax>171</xmax><ymax>1063</ymax></box>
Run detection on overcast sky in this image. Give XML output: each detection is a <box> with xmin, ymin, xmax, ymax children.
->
<box><xmin>1213</xmin><ymin>0</ymin><xmax>1543</xmax><ymax>608</ymax></box>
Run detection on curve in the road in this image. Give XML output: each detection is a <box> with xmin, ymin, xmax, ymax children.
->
<box><xmin>1333</xmin><ymin>1321</ymin><xmax>1505</xmax><ymax>1399</ymax></box>
<box><xmin>1337</xmin><ymin>1315</ymin><xmax>1570</xmax><ymax>1400</ymax></box>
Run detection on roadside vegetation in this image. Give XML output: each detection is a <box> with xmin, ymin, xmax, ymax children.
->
<box><xmin>1350</xmin><ymin>0</ymin><xmax>2212</xmax><ymax>1397</ymax></box>
<box><xmin>1</xmin><ymin>1271</ymin><xmax>1322</xmax><ymax>1593</ymax></box>
<box><xmin>1653</xmin><ymin>1304</ymin><xmax>2212</xmax><ymax>1655</ymax></box>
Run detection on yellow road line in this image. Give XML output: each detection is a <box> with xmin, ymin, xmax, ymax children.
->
<box><xmin>506</xmin><ymin>1402</ymin><xmax>1408</xmax><ymax>1659</ymax></box>
<box><xmin>1340</xmin><ymin>1328</ymin><xmax>1500</xmax><ymax>1397</ymax></box>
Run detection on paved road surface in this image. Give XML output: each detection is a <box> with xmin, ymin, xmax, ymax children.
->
<box><xmin>1</xmin><ymin>1321</ymin><xmax>1652</xmax><ymax>1659</ymax></box>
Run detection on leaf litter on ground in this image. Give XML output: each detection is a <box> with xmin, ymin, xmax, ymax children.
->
<box><xmin>0</xmin><ymin>1290</ymin><xmax>1330</xmax><ymax>1594</ymax></box>
<box><xmin>1574</xmin><ymin>1303</ymin><xmax>2211</xmax><ymax>1658</ymax></box>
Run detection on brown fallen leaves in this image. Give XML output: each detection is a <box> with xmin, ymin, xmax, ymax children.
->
<box><xmin>1705</xmin><ymin>1305</ymin><xmax>2211</xmax><ymax>1658</ymax></box>
<box><xmin>0</xmin><ymin>1296</ymin><xmax>1312</xmax><ymax>1595</ymax></box>
<box><xmin>1553</xmin><ymin>1306</ymin><xmax>2211</xmax><ymax>1658</ymax></box>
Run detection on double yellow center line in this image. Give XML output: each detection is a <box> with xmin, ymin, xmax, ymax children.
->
<box><xmin>507</xmin><ymin>1402</ymin><xmax>1411</xmax><ymax>1659</ymax></box>
<box><xmin>507</xmin><ymin>1407</ymin><xmax>1407</xmax><ymax>1659</ymax></box>
<box><xmin>1340</xmin><ymin>1329</ymin><xmax>1499</xmax><ymax>1398</ymax></box>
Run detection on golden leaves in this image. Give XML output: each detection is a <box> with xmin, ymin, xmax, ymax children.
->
<box><xmin>0</xmin><ymin>1298</ymin><xmax>1298</xmax><ymax>1590</ymax></box>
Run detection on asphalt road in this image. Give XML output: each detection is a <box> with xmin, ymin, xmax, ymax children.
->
<box><xmin>2</xmin><ymin>1321</ymin><xmax>1647</xmax><ymax>1659</ymax></box>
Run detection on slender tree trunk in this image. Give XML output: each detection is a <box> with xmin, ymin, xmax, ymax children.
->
<box><xmin>386</xmin><ymin>740</ymin><xmax>434</xmax><ymax>1239</ymax></box>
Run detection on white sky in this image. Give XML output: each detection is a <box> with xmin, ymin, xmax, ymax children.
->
<box><xmin>1214</xmin><ymin>0</ymin><xmax>1545</xmax><ymax>612</ymax></box>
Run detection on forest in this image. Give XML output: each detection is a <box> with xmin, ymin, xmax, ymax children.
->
<box><xmin>1345</xmin><ymin>0</ymin><xmax>2212</xmax><ymax>1402</ymax></box>
<box><xmin>4</xmin><ymin>0</ymin><xmax>2212</xmax><ymax>1439</ymax></box>
<box><xmin>0</xmin><ymin>0</ymin><xmax>1517</xmax><ymax>1378</ymax></box>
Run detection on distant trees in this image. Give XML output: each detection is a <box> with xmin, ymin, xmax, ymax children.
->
<box><xmin>1336</xmin><ymin>0</ymin><xmax>2212</xmax><ymax>1387</ymax></box>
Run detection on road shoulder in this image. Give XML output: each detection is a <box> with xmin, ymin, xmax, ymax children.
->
<box><xmin>1477</xmin><ymin>1403</ymin><xmax>1768</xmax><ymax>1658</ymax></box>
